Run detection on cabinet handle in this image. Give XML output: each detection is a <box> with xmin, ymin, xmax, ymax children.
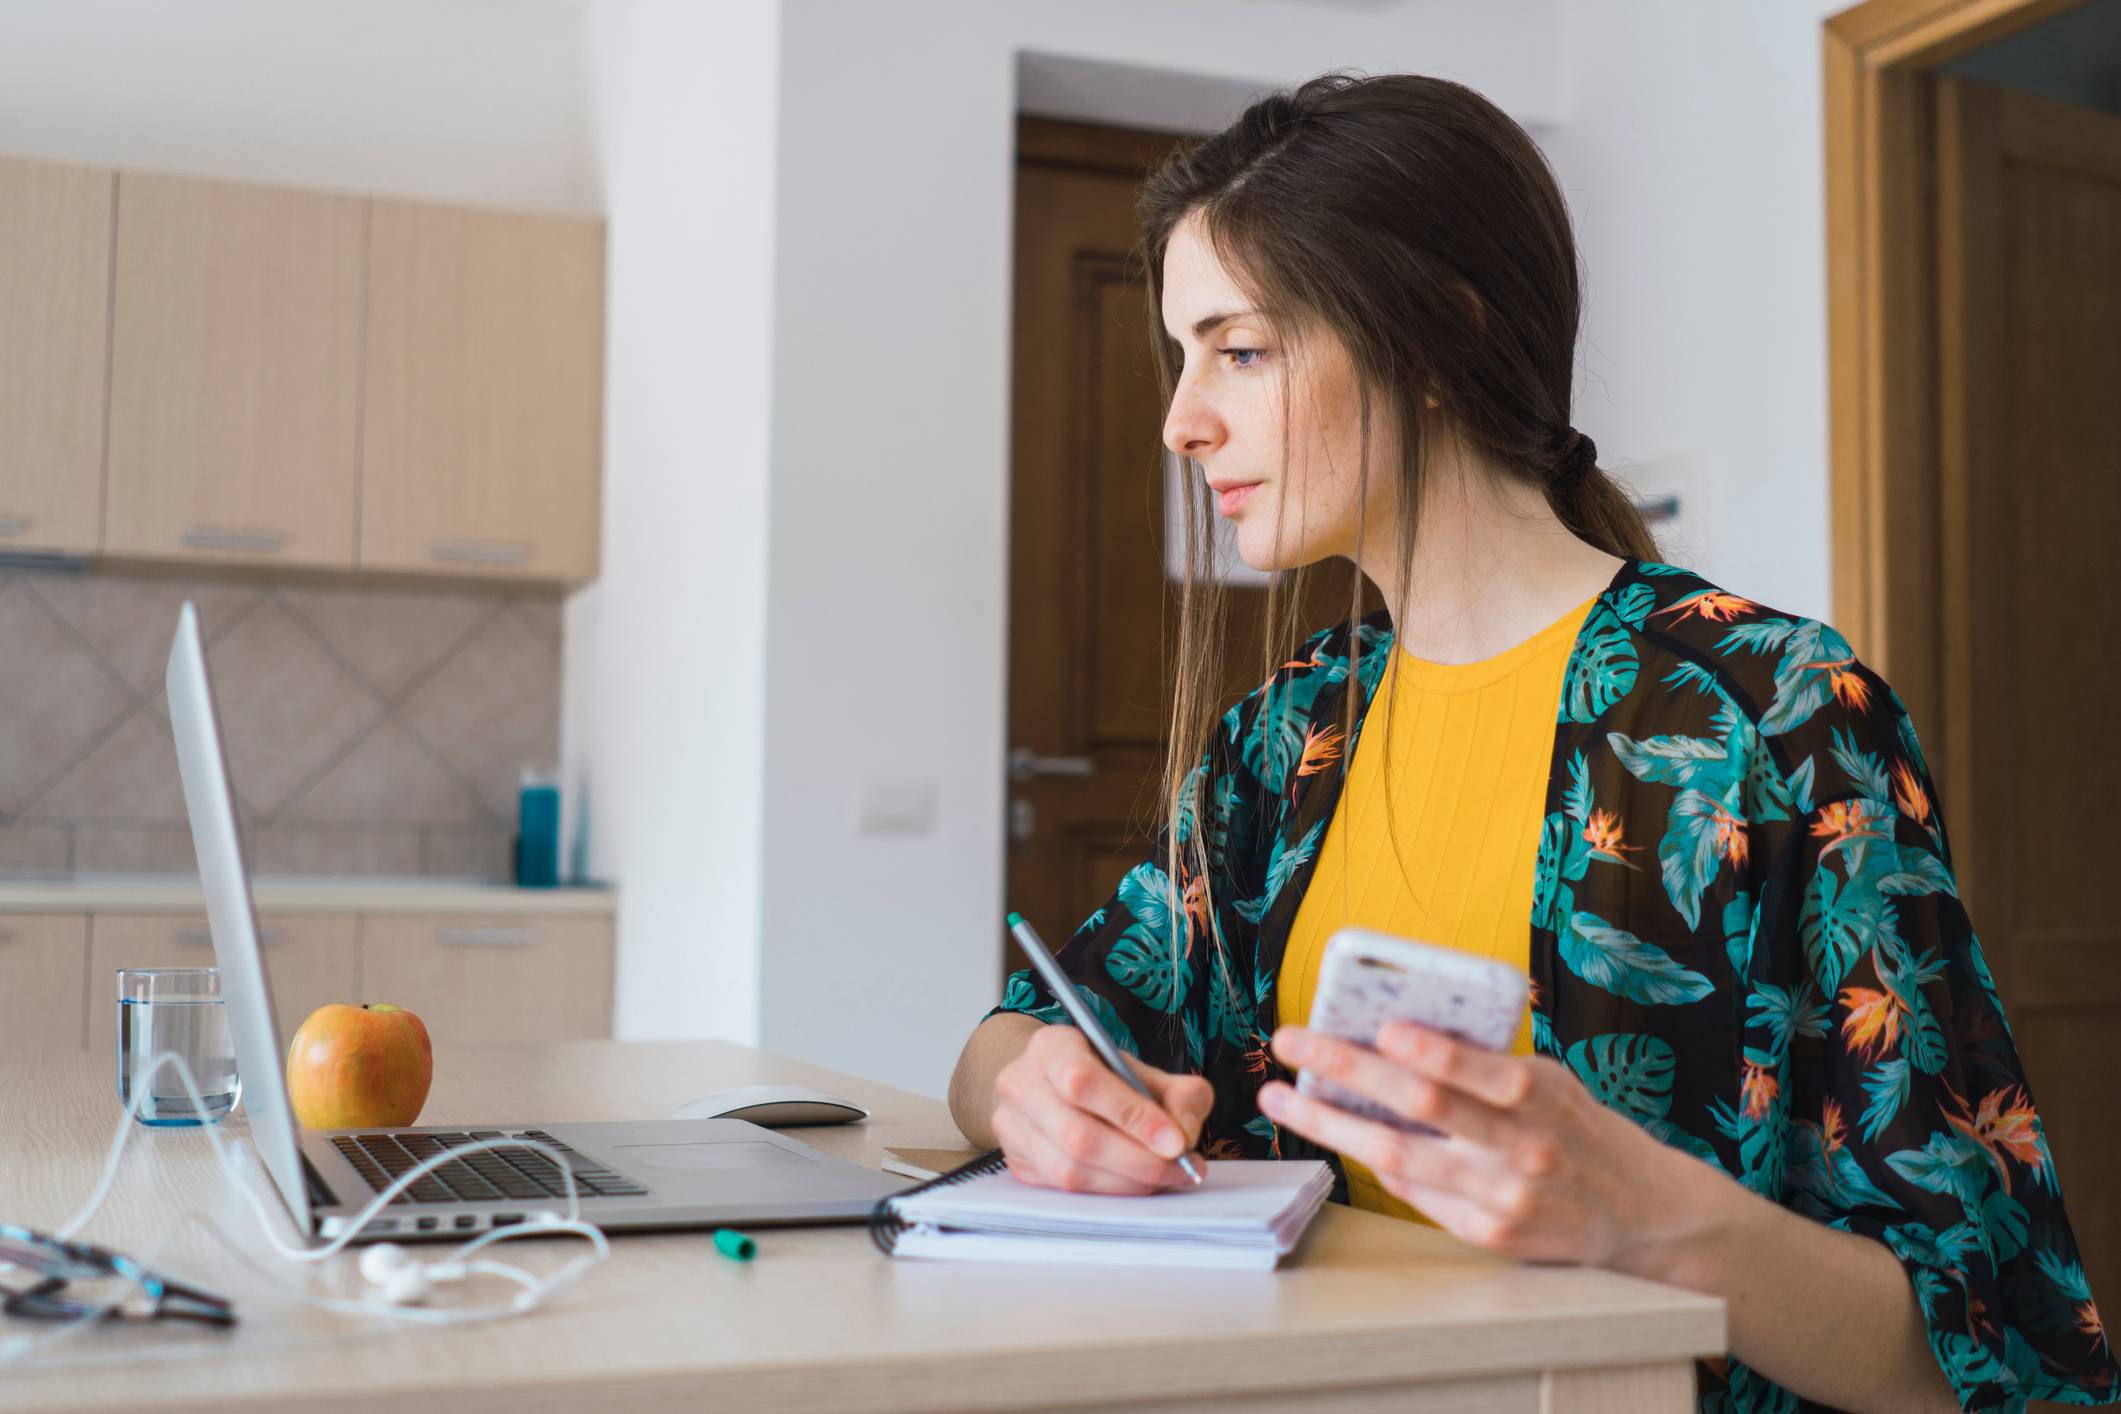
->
<box><xmin>436</xmin><ymin>925</ymin><xmax>535</xmax><ymax>949</ymax></box>
<box><xmin>429</xmin><ymin>541</ymin><xmax>529</xmax><ymax>566</ymax></box>
<box><xmin>0</xmin><ymin>515</ymin><xmax>29</xmax><ymax>538</ymax></box>
<box><xmin>182</xmin><ymin>526</ymin><xmax>287</xmax><ymax>554</ymax></box>
<box><xmin>174</xmin><ymin>925</ymin><xmax>283</xmax><ymax>947</ymax></box>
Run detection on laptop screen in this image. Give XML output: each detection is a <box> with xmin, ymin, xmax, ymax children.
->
<box><xmin>165</xmin><ymin>601</ymin><xmax>314</xmax><ymax>1234</ymax></box>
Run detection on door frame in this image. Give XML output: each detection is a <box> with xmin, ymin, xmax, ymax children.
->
<box><xmin>1821</xmin><ymin>0</ymin><xmax>2091</xmax><ymax>739</ymax></box>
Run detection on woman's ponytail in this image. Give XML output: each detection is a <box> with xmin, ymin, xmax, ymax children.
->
<box><xmin>1543</xmin><ymin>428</ymin><xmax>1658</xmax><ymax>563</ymax></box>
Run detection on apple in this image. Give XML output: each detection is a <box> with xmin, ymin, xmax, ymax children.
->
<box><xmin>285</xmin><ymin>1002</ymin><xmax>433</xmax><ymax>1129</ymax></box>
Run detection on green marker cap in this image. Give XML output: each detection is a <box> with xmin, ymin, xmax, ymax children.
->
<box><xmin>714</xmin><ymin>1227</ymin><xmax>756</xmax><ymax>1261</ymax></box>
<box><xmin>1006</xmin><ymin>912</ymin><xmax>1024</xmax><ymax>928</ymax></box>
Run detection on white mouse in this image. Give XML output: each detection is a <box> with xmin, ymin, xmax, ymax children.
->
<box><xmin>674</xmin><ymin>1083</ymin><xmax>870</xmax><ymax>1126</ymax></box>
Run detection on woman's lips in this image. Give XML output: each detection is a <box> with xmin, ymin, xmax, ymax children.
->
<box><xmin>1214</xmin><ymin>483</ymin><xmax>1262</xmax><ymax>516</ymax></box>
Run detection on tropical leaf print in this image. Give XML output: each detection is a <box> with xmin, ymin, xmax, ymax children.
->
<box><xmin>1203</xmin><ymin>938</ymin><xmax>1254</xmax><ymax>1048</ymax></box>
<box><xmin>1860</xmin><ymin>1057</ymin><xmax>1912</xmax><ymax>1141</ymax></box>
<box><xmin>1887</xmin><ymin>1131</ymin><xmax>1993</xmax><ymax>1212</ymax></box>
<box><xmin>1113</xmin><ymin>861</ymin><xmax>1173</xmax><ymax>942</ymax></box>
<box><xmin>1658</xmin><ymin>787</ymin><xmax>1746</xmax><ymax>930</ymax></box>
<box><xmin>1264</xmin><ymin>820</ymin><xmax>1324</xmax><ymax>901</ymax></box>
<box><xmin>1559</xmin><ymin>912</ymin><xmax>1714</xmax><ymax>1006</ymax></box>
<box><xmin>1105</xmin><ymin>927</ymin><xmax>1193</xmax><ymax>1014</ymax></box>
<box><xmin>1563</xmin><ymin>1033</ymin><xmax>1675</xmax><ymax>1120</ymax></box>
<box><xmin>1760</xmin><ymin>617</ymin><xmax>1863</xmax><ymax>735</ymax></box>
<box><xmin>1724</xmin><ymin>890</ymin><xmax>1759</xmax><ymax>981</ymax></box>
<box><xmin>1005</xmin><ymin>974</ymin><xmax>1142</xmax><ymax>1060</ymax></box>
<box><xmin>1746</xmin><ymin>978</ymin><xmax>1827</xmax><ymax>1056</ymax></box>
<box><xmin>1559</xmin><ymin>598</ymin><xmax>1643</xmax><ymax>724</ymax></box>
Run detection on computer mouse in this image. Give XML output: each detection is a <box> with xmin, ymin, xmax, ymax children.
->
<box><xmin>674</xmin><ymin>1083</ymin><xmax>870</xmax><ymax>1126</ymax></box>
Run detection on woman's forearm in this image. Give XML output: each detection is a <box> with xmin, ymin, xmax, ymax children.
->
<box><xmin>1625</xmin><ymin>1162</ymin><xmax>1957</xmax><ymax>1413</ymax></box>
<box><xmin>946</xmin><ymin>1013</ymin><xmax>1043</xmax><ymax>1149</ymax></box>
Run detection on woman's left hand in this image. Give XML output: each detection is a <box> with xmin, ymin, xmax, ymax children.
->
<box><xmin>1258</xmin><ymin>1022</ymin><xmax>1711</xmax><ymax>1271</ymax></box>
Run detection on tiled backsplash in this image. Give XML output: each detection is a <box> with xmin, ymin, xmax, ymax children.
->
<box><xmin>0</xmin><ymin>568</ymin><xmax>561</xmax><ymax>880</ymax></box>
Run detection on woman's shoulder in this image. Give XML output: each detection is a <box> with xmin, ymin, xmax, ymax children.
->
<box><xmin>1602</xmin><ymin>558</ymin><xmax>1930</xmax><ymax>815</ymax></box>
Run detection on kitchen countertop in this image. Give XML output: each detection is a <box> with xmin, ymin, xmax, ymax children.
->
<box><xmin>0</xmin><ymin>875</ymin><xmax>616</xmax><ymax>915</ymax></box>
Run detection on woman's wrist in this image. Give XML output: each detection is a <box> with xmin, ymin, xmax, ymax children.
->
<box><xmin>1611</xmin><ymin>1139</ymin><xmax>1751</xmax><ymax>1295</ymax></box>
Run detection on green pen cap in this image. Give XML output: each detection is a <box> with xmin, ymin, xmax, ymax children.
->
<box><xmin>714</xmin><ymin>1227</ymin><xmax>756</xmax><ymax>1261</ymax></box>
<box><xmin>1006</xmin><ymin>911</ymin><xmax>1024</xmax><ymax>929</ymax></box>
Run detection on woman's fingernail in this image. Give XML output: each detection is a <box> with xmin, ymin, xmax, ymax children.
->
<box><xmin>1259</xmin><ymin>1087</ymin><xmax>1287</xmax><ymax>1117</ymax></box>
<box><xmin>1152</xmin><ymin>1126</ymin><xmax>1183</xmax><ymax>1157</ymax></box>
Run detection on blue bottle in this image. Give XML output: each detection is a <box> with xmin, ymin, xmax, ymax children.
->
<box><xmin>514</xmin><ymin>770</ymin><xmax>561</xmax><ymax>888</ymax></box>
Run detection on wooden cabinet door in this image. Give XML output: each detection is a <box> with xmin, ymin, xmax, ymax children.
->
<box><xmin>359</xmin><ymin>200</ymin><xmax>603</xmax><ymax>583</ymax></box>
<box><xmin>357</xmin><ymin>915</ymin><xmax>613</xmax><ymax>1043</ymax></box>
<box><xmin>0</xmin><ymin>915</ymin><xmax>90</xmax><ymax>1056</ymax></box>
<box><xmin>105</xmin><ymin>173</ymin><xmax>363</xmax><ymax>569</ymax></box>
<box><xmin>86</xmin><ymin>913</ymin><xmax>359</xmax><ymax>1057</ymax></box>
<box><xmin>0</xmin><ymin>159</ymin><xmax>111</xmax><ymax>557</ymax></box>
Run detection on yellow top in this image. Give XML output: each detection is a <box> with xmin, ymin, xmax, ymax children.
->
<box><xmin>1277</xmin><ymin>593</ymin><xmax>1598</xmax><ymax>1225</ymax></box>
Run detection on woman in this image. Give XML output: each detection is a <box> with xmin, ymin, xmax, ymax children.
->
<box><xmin>947</xmin><ymin>73</ymin><xmax>2116</xmax><ymax>1411</ymax></box>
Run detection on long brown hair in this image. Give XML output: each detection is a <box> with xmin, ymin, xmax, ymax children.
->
<box><xmin>1138</xmin><ymin>72</ymin><xmax>1657</xmax><ymax>1023</ymax></box>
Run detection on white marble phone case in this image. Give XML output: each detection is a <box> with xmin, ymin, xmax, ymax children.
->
<box><xmin>1294</xmin><ymin>927</ymin><xmax>1529</xmax><ymax>1136</ymax></box>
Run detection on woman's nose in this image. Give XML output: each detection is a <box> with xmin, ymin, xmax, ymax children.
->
<box><xmin>1162</xmin><ymin>392</ymin><xmax>1222</xmax><ymax>461</ymax></box>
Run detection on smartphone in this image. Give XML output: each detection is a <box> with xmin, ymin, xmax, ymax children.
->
<box><xmin>1294</xmin><ymin>927</ymin><xmax>1530</xmax><ymax>1135</ymax></box>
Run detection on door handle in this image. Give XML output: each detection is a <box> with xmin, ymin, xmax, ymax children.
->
<box><xmin>1007</xmin><ymin>748</ymin><xmax>1094</xmax><ymax>783</ymax></box>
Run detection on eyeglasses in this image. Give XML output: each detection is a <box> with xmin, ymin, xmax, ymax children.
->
<box><xmin>0</xmin><ymin>1225</ymin><xmax>235</xmax><ymax>1330</ymax></box>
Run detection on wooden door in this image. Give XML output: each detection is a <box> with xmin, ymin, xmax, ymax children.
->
<box><xmin>359</xmin><ymin>199</ymin><xmax>604</xmax><ymax>584</ymax></box>
<box><xmin>1004</xmin><ymin>118</ymin><xmax>1368</xmax><ymax>983</ymax></box>
<box><xmin>1934</xmin><ymin>76</ymin><xmax>2121</xmax><ymax>1314</ymax></box>
<box><xmin>105</xmin><ymin>173</ymin><xmax>364</xmax><ymax>569</ymax></box>
<box><xmin>0</xmin><ymin>158</ymin><xmax>111</xmax><ymax>557</ymax></box>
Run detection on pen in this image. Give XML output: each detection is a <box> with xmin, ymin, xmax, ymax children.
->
<box><xmin>1004</xmin><ymin>911</ymin><xmax>1206</xmax><ymax>1186</ymax></box>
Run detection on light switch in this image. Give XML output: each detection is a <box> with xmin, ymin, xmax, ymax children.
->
<box><xmin>856</xmin><ymin>779</ymin><xmax>935</xmax><ymax>835</ymax></box>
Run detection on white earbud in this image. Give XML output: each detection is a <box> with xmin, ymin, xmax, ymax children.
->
<box><xmin>358</xmin><ymin>1243</ymin><xmax>432</xmax><ymax>1306</ymax></box>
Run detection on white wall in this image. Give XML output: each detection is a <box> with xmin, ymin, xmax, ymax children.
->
<box><xmin>576</xmin><ymin>0</ymin><xmax>781</xmax><ymax>1046</ymax></box>
<box><xmin>1544</xmin><ymin>0</ymin><xmax>1846</xmax><ymax>624</ymax></box>
<box><xmin>756</xmin><ymin>0</ymin><xmax>1563</xmax><ymax>1096</ymax></box>
<box><xmin>0</xmin><ymin>0</ymin><xmax>596</xmax><ymax>212</ymax></box>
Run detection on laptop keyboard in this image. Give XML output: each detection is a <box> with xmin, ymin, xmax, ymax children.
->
<box><xmin>330</xmin><ymin>1129</ymin><xmax>649</xmax><ymax>1204</ymax></box>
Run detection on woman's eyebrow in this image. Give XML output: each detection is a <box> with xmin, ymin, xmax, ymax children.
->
<box><xmin>1168</xmin><ymin>309</ymin><xmax>1257</xmax><ymax>342</ymax></box>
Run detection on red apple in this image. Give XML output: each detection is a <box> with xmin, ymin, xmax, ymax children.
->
<box><xmin>285</xmin><ymin>1002</ymin><xmax>433</xmax><ymax>1129</ymax></box>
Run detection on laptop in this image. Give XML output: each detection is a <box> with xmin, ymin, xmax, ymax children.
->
<box><xmin>164</xmin><ymin>602</ymin><xmax>909</xmax><ymax>1243</ymax></box>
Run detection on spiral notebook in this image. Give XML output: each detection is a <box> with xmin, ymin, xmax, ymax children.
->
<box><xmin>868</xmin><ymin>1148</ymin><xmax>1334</xmax><ymax>1269</ymax></box>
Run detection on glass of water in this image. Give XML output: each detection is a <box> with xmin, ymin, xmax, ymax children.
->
<box><xmin>116</xmin><ymin>967</ymin><xmax>241</xmax><ymax>1125</ymax></box>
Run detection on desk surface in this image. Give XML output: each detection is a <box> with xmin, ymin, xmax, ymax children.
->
<box><xmin>0</xmin><ymin>1041</ymin><xmax>1724</xmax><ymax>1413</ymax></box>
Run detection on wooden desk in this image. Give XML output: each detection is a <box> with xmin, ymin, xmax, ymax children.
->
<box><xmin>0</xmin><ymin>1041</ymin><xmax>1724</xmax><ymax>1411</ymax></box>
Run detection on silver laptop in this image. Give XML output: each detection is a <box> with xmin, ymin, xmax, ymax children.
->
<box><xmin>164</xmin><ymin>602</ymin><xmax>908</xmax><ymax>1243</ymax></box>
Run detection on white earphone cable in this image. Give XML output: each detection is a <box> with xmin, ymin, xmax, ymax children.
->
<box><xmin>1</xmin><ymin>1048</ymin><xmax>611</xmax><ymax>1367</ymax></box>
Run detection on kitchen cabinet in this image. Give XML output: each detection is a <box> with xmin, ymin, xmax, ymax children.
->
<box><xmin>359</xmin><ymin>199</ymin><xmax>603</xmax><ymax>583</ymax></box>
<box><xmin>357</xmin><ymin>915</ymin><xmax>613</xmax><ymax>1043</ymax></box>
<box><xmin>0</xmin><ymin>914</ymin><xmax>89</xmax><ymax>1057</ymax></box>
<box><xmin>0</xmin><ymin>158</ymin><xmax>112</xmax><ymax>557</ymax></box>
<box><xmin>103</xmin><ymin>172</ymin><xmax>364</xmax><ymax>569</ymax></box>
<box><xmin>85</xmin><ymin>913</ymin><xmax>358</xmax><ymax>1055</ymax></box>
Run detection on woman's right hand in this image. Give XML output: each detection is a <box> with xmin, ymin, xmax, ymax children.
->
<box><xmin>991</xmin><ymin>1022</ymin><xmax>1216</xmax><ymax>1194</ymax></box>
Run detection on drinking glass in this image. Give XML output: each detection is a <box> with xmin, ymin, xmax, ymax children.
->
<box><xmin>115</xmin><ymin>967</ymin><xmax>241</xmax><ymax>1125</ymax></box>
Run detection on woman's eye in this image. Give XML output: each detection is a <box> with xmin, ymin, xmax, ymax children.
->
<box><xmin>1219</xmin><ymin>346</ymin><xmax>1266</xmax><ymax>369</ymax></box>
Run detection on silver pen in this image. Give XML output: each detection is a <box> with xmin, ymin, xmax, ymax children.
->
<box><xmin>1005</xmin><ymin>911</ymin><xmax>1206</xmax><ymax>1186</ymax></box>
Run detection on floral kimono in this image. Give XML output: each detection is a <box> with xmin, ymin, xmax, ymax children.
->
<box><xmin>984</xmin><ymin>557</ymin><xmax>2118</xmax><ymax>1411</ymax></box>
